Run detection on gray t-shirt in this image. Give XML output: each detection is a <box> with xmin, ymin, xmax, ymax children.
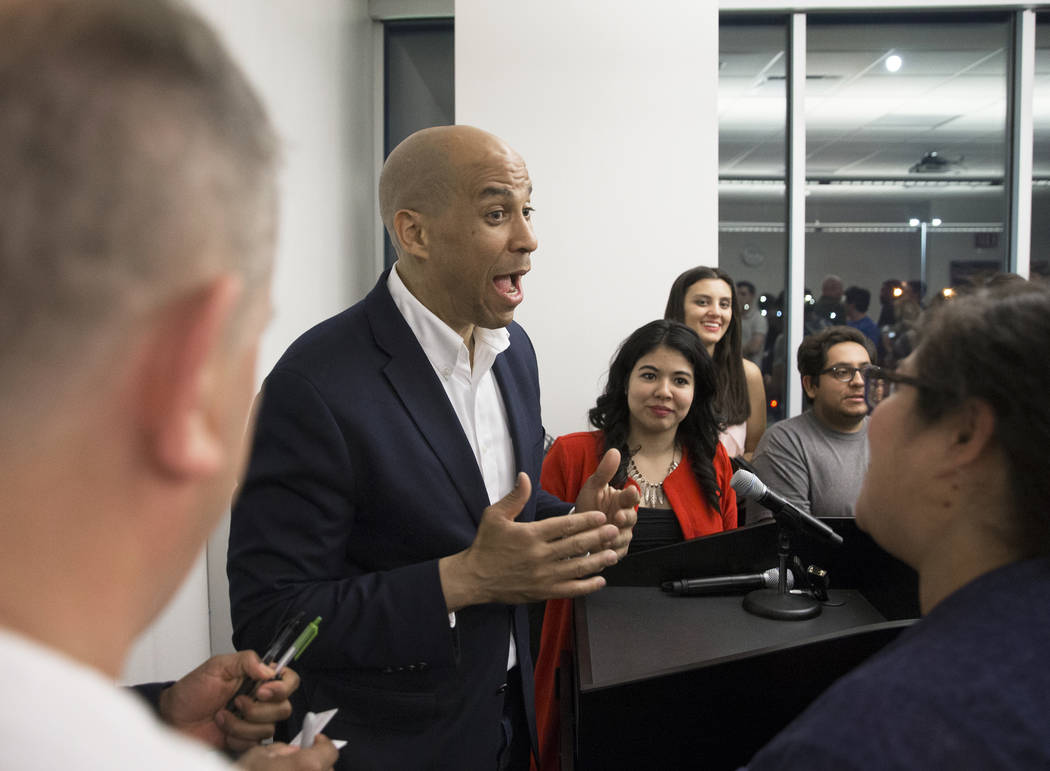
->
<box><xmin>740</xmin><ymin>308</ymin><xmax>768</xmax><ymax>367</ymax></box>
<box><xmin>749</xmin><ymin>410</ymin><xmax>869</xmax><ymax>524</ymax></box>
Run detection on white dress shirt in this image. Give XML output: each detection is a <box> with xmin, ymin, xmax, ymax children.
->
<box><xmin>388</xmin><ymin>266</ymin><xmax>519</xmax><ymax>669</ymax></box>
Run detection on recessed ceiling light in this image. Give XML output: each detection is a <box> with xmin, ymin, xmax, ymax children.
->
<box><xmin>931</xmin><ymin>217</ymin><xmax>942</xmax><ymax>226</ymax></box>
<box><xmin>909</xmin><ymin>218</ymin><xmax>920</xmax><ymax>227</ymax></box>
<box><xmin>885</xmin><ymin>54</ymin><xmax>902</xmax><ymax>73</ymax></box>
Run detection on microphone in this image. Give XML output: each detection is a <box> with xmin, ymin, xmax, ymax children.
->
<box><xmin>730</xmin><ymin>469</ymin><xmax>843</xmax><ymax>546</ymax></box>
<box><xmin>662</xmin><ymin>567</ymin><xmax>794</xmax><ymax>596</ymax></box>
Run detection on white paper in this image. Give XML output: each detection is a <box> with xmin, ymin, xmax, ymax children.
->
<box><xmin>290</xmin><ymin>708</ymin><xmax>347</xmax><ymax>750</ymax></box>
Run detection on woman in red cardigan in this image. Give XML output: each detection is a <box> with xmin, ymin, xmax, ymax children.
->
<box><xmin>533</xmin><ymin>319</ymin><xmax>737</xmax><ymax>769</ymax></box>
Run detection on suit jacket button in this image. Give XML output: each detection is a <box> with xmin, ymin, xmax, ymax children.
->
<box><xmin>497</xmin><ymin>683</ymin><xmax>508</xmax><ymax>694</ymax></box>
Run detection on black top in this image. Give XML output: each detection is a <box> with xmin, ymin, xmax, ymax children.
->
<box><xmin>628</xmin><ymin>506</ymin><xmax>685</xmax><ymax>555</ymax></box>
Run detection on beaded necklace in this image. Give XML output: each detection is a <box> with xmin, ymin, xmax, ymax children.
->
<box><xmin>626</xmin><ymin>446</ymin><xmax>681</xmax><ymax>508</ymax></box>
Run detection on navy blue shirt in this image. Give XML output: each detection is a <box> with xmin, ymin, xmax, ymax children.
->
<box><xmin>847</xmin><ymin>315</ymin><xmax>880</xmax><ymax>346</ymax></box>
<box><xmin>746</xmin><ymin>557</ymin><xmax>1050</xmax><ymax>770</ymax></box>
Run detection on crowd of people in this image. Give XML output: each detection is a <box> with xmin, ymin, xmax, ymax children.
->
<box><xmin>744</xmin><ymin>273</ymin><xmax>932</xmax><ymax>409</ymax></box>
<box><xmin>3</xmin><ymin>1</ymin><xmax>1049</xmax><ymax>770</ymax></box>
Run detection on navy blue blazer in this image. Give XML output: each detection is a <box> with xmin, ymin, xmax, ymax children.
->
<box><xmin>228</xmin><ymin>269</ymin><xmax>571</xmax><ymax>770</ymax></box>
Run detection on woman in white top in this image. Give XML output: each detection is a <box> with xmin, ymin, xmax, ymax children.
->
<box><xmin>665</xmin><ymin>266</ymin><xmax>766</xmax><ymax>459</ymax></box>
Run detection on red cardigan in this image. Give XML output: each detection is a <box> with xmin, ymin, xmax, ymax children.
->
<box><xmin>532</xmin><ymin>431</ymin><xmax>736</xmax><ymax>770</ymax></box>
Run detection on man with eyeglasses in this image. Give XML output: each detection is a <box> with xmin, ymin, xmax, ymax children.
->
<box><xmin>749</xmin><ymin>326</ymin><xmax>877</xmax><ymax>524</ymax></box>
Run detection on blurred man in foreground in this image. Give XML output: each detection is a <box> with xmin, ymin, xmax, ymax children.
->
<box><xmin>0</xmin><ymin>0</ymin><xmax>336</xmax><ymax>767</ymax></box>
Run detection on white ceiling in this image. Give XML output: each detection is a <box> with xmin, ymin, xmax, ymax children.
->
<box><xmin>719</xmin><ymin>17</ymin><xmax>1050</xmax><ymax>179</ymax></box>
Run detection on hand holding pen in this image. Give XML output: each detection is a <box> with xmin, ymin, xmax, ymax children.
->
<box><xmin>225</xmin><ymin>613</ymin><xmax>305</xmax><ymax>714</ymax></box>
<box><xmin>159</xmin><ymin>650</ymin><xmax>302</xmax><ymax>754</ymax></box>
<box><xmin>226</xmin><ymin>615</ymin><xmax>323</xmax><ymax>717</ymax></box>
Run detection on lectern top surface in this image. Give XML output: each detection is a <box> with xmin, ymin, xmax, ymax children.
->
<box><xmin>576</xmin><ymin>587</ymin><xmax>898</xmax><ymax>690</ymax></box>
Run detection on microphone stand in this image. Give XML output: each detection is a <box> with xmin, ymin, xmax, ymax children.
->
<box><xmin>742</xmin><ymin>525</ymin><xmax>821</xmax><ymax>620</ymax></box>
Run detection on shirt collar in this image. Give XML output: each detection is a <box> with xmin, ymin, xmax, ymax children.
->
<box><xmin>387</xmin><ymin>264</ymin><xmax>509</xmax><ymax>379</ymax></box>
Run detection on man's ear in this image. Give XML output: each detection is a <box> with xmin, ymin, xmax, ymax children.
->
<box><xmin>802</xmin><ymin>374</ymin><xmax>818</xmax><ymax>400</ymax></box>
<box><xmin>140</xmin><ymin>275</ymin><xmax>243</xmax><ymax>480</ymax></box>
<box><xmin>393</xmin><ymin>209</ymin><xmax>428</xmax><ymax>259</ymax></box>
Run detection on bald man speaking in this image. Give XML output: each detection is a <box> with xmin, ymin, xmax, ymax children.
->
<box><xmin>228</xmin><ymin>126</ymin><xmax>638</xmax><ymax>770</ymax></box>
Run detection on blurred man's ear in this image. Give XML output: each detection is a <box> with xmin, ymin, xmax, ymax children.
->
<box><xmin>140</xmin><ymin>275</ymin><xmax>243</xmax><ymax>479</ymax></box>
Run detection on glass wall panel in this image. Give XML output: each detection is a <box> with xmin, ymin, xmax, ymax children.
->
<box><xmin>1034</xmin><ymin>12</ymin><xmax>1050</xmax><ymax>279</ymax></box>
<box><xmin>806</xmin><ymin>13</ymin><xmax>1010</xmax><ymax>369</ymax></box>
<box><xmin>719</xmin><ymin>18</ymin><xmax>789</xmax><ymax>421</ymax></box>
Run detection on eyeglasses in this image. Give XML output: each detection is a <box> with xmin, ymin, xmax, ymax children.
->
<box><xmin>819</xmin><ymin>365</ymin><xmax>869</xmax><ymax>383</ymax></box>
<box><xmin>861</xmin><ymin>365</ymin><xmax>935</xmax><ymax>410</ymax></box>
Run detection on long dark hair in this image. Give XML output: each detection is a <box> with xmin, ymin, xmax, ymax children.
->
<box><xmin>589</xmin><ymin>320</ymin><xmax>723</xmax><ymax>512</ymax></box>
<box><xmin>664</xmin><ymin>266</ymin><xmax>750</xmax><ymax>424</ymax></box>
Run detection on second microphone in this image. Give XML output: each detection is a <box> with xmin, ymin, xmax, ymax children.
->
<box><xmin>662</xmin><ymin>567</ymin><xmax>794</xmax><ymax>596</ymax></box>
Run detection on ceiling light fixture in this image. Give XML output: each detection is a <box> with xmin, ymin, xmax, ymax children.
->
<box><xmin>909</xmin><ymin>151</ymin><xmax>965</xmax><ymax>174</ymax></box>
<box><xmin>885</xmin><ymin>54</ymin><xmax>902</xmax><ymax>73</ymax></box>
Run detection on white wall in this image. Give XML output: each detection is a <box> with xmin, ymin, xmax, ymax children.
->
<box><xmin>122</xmin><ymin>0</ymin><xmax>378</xmax><ymax>682</ymax></box>
<box><xmin>456</xmin><ymin>0</ymin><xmax>720</xmax><ymax>438</ymax></box>
<box><xmin>120</xmin><ymin>553</ymin><xmax>212</xmax><ymax>685</ymax></box>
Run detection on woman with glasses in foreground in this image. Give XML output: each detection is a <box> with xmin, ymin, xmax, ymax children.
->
<box><xmin>747</xmin><ymin>276</ymin><xmax>1050</xmax><ymax>769</ymax></box>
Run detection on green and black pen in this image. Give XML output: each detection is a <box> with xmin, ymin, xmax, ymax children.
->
<box><xmin>225</xmin><ymin>615</ymin><xmax>322</xmax><ymax>713</ymax></box>
<box><xmin>271</xmin><ymin>615</ymin><xmax>321</xmax><ymax>676</ymax></box>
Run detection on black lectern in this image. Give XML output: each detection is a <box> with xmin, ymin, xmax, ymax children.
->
<box><xmin>565</xmin><ymin>519</ymin><xmax>918</xmax><ymax>770</ymax></box>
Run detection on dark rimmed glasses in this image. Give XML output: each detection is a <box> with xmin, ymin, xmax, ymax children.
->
<box><xmin>818</xmin><ymin>365</ymin><xmax>868</xmax><ymax>383</ymax></box>
<box><xmin>861</xmin><ymin>365</ymin><xmax>935</xmax><ymax>410</ymax></box>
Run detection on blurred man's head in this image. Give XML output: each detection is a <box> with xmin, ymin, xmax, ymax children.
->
<box><xmin>0</xmin><ymin>0</ymin><xmax>278</xmax><ymax>670</ymax></box>
<box><xmin>821</xmin><ymin>274</ymin><xmax>844</xmax><ymax>301</ymax></box>
<box><xmin>844</xmin><ymin>286</ymin><xmax>871</xmax><ymax>319</ymax></box>
<box><xmin>736</xmin><ymin>281</ymin><xmax>757</xmax><ymax>312</ymax></box>
<box><xmin>0</xmin><ymin>0</ymin><xmax>278</xmax><ymax>425</ymax></box>
<box><xmin>380</xmin><ymin>125</ymin><xmax>537</xmax><ymax>344</ymax></box>
<box><xmin>880</xmin><ymin>279</ymin><xmax>903</xmax><ymax>305</ymax></box>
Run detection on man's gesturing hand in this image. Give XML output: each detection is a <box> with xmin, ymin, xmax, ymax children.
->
<box><xmin>574</xmin><ymin>449</ymin><xmax>639</xmax><ymax>558</ymax></box>
<box><xmin>439</xmin><ymin>473</ymin><xmax>621</xmax><ymax>611</ymax></box>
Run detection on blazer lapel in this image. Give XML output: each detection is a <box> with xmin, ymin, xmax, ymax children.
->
<box><xmin>365</xmin><ymin>275</ymin><xmax>490</xmax><ymax>525</ymax></box>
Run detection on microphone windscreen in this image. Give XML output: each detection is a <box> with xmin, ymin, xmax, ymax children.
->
<box><xmin>760</xmin><ymin>567</ymin><xmax>794</xmax><ymax>589</ymax></box>
<box><xmin>730</xmin><ymin>468</ymin><xmax>765</xmax><ymax>500</ymax></box>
